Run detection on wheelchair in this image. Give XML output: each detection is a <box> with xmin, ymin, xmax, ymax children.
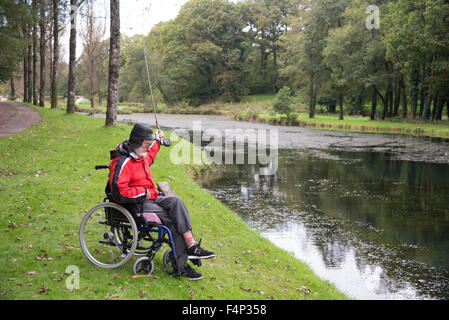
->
<box><xmin>79</xmin><ymin>166</ymin><xmax>180</xmax><ymax>276</ymax></box>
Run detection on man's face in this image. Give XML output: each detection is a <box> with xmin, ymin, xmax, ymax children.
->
<box><xmin>135</xmin><ymin>139</ymin><xmax>153</xmax><ymax>158</ymax></box>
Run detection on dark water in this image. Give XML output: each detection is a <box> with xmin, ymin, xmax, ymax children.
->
<box><xmin>196</xmin><ymin>148</ymin><xmax>449</xmax><ymax>300</ymax></box>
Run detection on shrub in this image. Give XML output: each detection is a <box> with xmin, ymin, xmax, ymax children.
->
<box><xmin>272</xmin><ymin>86</ymin><xmax>294</xmax><ymax>116</ymax></box>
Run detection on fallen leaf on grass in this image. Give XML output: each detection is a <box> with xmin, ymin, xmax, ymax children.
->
<box><xmin>38</xmin><ymin>286</ymin><xmax>48</xmax><ymax>295</ymax></box>
<box><xmin>189</xmin><ymin>289</ymin><xmax>195</xmax><ymax>296</ymax></box>
<box><xmin>296</xmin><ymin>285</ymin><xmax>312</xmax><ymax>294</ymax></box>
<box><xmin>27</xmin><ymin>271</ymin><xmax>37</xmax><ymax>275</ymax></box>
<box><xmin>102</xmin><ymin>293</ymin><xmax>120</xmax><ymax>300</ymax></box>
<box><xmin>139</xmin><ymin>290</ymin><xmax>147</xmax><ymax>297</ymax></box>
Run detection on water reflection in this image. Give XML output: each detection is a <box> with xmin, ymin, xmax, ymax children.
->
<box><xmin>196</xmin><ymin>148</ymin><xmax>449</xmax><ymax>300</ymax></box>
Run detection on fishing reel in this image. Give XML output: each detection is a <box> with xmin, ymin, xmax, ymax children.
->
<box><xmin>161</xmin><ymin>138</ymin><xmax>172</xmax><ymax>147</ymax></box>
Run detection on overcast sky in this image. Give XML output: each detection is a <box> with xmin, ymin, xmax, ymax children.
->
<box><xmin>120</xmin><ymin>0</ymin><xmax>188</xmax><ymax>36</ymax></box>
<box><xmin>63</xmin><ymin>0</ymin><xmax>243</xmax><ymax>61</ymax></box>
<box><xmin>62</xmin><ymin>0</ymin><xmax>189</xmax><ymax>61</ymax></box>
<box><xmin>120</xmin><ymin>0</ymin><xmax>243</xmax><ymax>35</ymax></box>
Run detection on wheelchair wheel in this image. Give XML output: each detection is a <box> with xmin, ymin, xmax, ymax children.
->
<box><xmin>163</xmin><ymin>248</ymin><xmax>177</xmax><ymax>274</ymax></box>
<box><xmin>80</xmin><ymin>202</ymin><xmax>138</xmax><ymax>269</ymax></box>
<box><xmin>133</xmin><ymin>257</ymin><xmax>155</xmax><ymax>276</ymax></box>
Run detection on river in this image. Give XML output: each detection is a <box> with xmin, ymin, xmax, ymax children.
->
<box><xmin>95</xmin><ymin>113</ymin><xmax>449</xmax><ymax>299</ymax></box>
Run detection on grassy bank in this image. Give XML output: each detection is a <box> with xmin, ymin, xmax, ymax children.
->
<box><xmin>0</xmin><ymin>104</ymin><xmax>349</xmax><ymax>300</ymax></box>
<box><xmin>236</xmin><ymin>111</ymin><xmax>449</xmax><ymax>139</ymax></box>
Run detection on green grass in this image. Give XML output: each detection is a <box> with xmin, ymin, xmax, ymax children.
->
<box><xmin>0</xmin><ymin>104</ymin><xmax>349</xmax><ymax>300</ymax></box>
<box><xmin>233</xmin><ymin>97</ymin><xmax>449</xmax><ymax>140</ymax></box>
<box><xmin>245</xmin><ymin>112</ymin><xmax>449</xmax><ymax>139</ymax></box>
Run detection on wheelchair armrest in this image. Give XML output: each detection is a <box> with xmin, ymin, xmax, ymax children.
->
<box><xmin>157</xmin><ymin>182</ymin><xmax>177</xmax><ymax>197</ymax></box>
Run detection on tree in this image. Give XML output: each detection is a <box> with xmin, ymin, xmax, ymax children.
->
<box><xmin>67</xmin><ymin>0</ymin><xmax>87</xmax><ymax>114</ymax></box>
<box><xmin>78</xmin><ymin>1</ymin><xmax>106</xmax><ymax>108</ymax></box>
<box><xmin>0</xmin><ymin>0</ymin><xmax>26</xmax><ymax>84</ymax></box>
<box><xmin>51</xmin><ymin>0</ymin><xmax>59</xmax><ymax>109</ymax></box>
<box><xmin>32</xmin><ymin>0</ymin><xmax>38</xmax><ymax>105</ymax></box>
<box><xmin>243</xmin><ymin>0</ymin><xmax>301</xmax><ymax>93</ymax></box>
<box><xmin>323</xmin><ymin>0</ymin><xmax>387</xmax><ymax>121</ymax></box>
<box><xmin>144</xmin><ymin>0</ymin><xmax>250</xmax><ymax>105</ymax></box>
<box><xmin>39</xmin><ymin>0</ymin><xmax>47</xmax><ymax>107</ymax></box>
<box><xmin>105</xmin><ymin>0</ymin><xmax>120</xmax><ymax>126</ymax></box>
<box><xmin>384</xmin><ymin>0</ymin><xmax>449</xmax><ymax>121</ymax></box>
<box><xmin>300</xmin><ymin>0</ymin><xmax>349</xmax><ymax>119</ymax></box>
<box><xmin>272</xmin><ymin>86</ymin><xmax>294</xmax><ymax>116</ymax></box>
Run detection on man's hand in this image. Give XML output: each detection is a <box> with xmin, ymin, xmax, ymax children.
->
<box><xmin>156</xmin><ymin>129</ymin><xmax>164</xmax><ymax>141</ymax></box>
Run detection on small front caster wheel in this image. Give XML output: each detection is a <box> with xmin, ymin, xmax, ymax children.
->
<box><xmin>133</xmin><ymin>257</ymin><xmax>154</xmax><ymax>276</ymax></box>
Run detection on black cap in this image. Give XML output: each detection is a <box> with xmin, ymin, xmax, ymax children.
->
<box><xmin>129</xmin><ymin>123</ymin><xmax>155</xmax><ymax>147</ymax></box>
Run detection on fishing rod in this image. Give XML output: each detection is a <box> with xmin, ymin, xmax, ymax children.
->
<box><xmin>143</xmin><ymin>37</ymin><xmax>171</xmax><ymax>147</ymax></box>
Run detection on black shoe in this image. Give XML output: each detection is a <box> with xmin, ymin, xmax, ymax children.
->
<box><xmin>187</xmin><ymin>240</ymin><xmax>216</xmax><ymax>260</ymax></box>
<box><xmin>190</xmin><ymin>259</ymin><xmax>202</xmax><ymax>267</ymax></box>
<box><xmin>181</xmin><ymin>264</ymin><xmax>203</xmax><ymax>281</ymax></box>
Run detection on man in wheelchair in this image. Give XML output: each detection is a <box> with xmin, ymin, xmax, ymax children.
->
<box><xmin>108</xmin><ymin>123</ymin><xmax>215</xmax><ymax>280</ymax></box>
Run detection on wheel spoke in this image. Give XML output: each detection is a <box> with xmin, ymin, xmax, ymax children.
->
<box><xmin>80</xmin><ymin>203</ymin><xmax>137</xmax><ymax>269</ymax></box>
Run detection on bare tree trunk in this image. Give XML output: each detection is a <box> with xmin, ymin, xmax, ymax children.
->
<box><xmin>399</xmin><ymin>73</ymin><xmax>407</xmax><ymax>119</ymax></box>
<box><xmin>370</xmin><ymin>86</ymin><xmax>377</xmax><ymax>120</ymax></box>
<box><xmin>431</xmin><ymin>95</ymin><xmax>438</xmax><ymax>121</ymax></box>
<box><xmin>20</xmin><ymin>0</ymin><xmax>29</xmax><ymax>103</ymax></box>
<box><xmin>447</xmin><ymin>100</ymin><xmax>449</xmax><ymax>120</ymax></box>
<box><xmin>435</xmin><ymin>92</ymin><xmax>446</xmax><ymax>121</ymax></box>
<box><xmin>421</xmin><ymin>56</ymin><xmax>435</xmax><ymax>121</ymax></box>
<box><xmin>39</xmin><ymin>0</ymin><xmax>46</xmax><ymax>107</ymax></box>
<box><xmin>373</xmin><ymin>85</ymin><xmax>388</xmax><ymax>120</ymax></box>
<box><xmin>27</xmin><ymin>44</ymin><xmax>32</xmax><ymax>103</ymax></box>
<box><xmin>105</xmin><ymin>0</ymin><xmax>120</xmax><ymax>127</ymax></box>
<box><xmin>51</xmin><ymin>0</ymin><xmax>59</xmax><ymax>109</ymax></box>
<box><xmin>23</xmin><ymin>54</ymin><xmax>28</xmax><ymax>103</ymax></box>
<box><xmin>410</xmin><ymin>68</ymin><xmax>419</xmax><ymax>119</ymax></box>
<box><xmin>308</xmin><ymin>75</ymin><xmax>315</xmax><ymax>119</ymax></box>
<box><xmin>421</xmin><ymin>89</ymin><xmax>432</xmax><ymax>121</ymax></box>
<box><xmin>384</xmin><ymin>81</ymin><xmax>392</xmax><ymax>119</ymax></box>
<box><xmin>273</xmin><ymin>48</ymin><xmax>278</xmax><ymax>93</ymax></box>
<box><xmin>419</xmin><ymin>65</ymin><xmax>427</xmax><ymax>118</ymax></box>
<box><xmin>10</xmin><ymin>75</ymin><xmax>15</xmax><ymax>100</ymax></box>
<box><xmin>393</xmin><ymin>76</ymin><xmax>400</xmax><ymax>116</ymax></box>
<box><xmin>338</xmin><ymin>91</ymin><xmax>344</xmax><ymax>121</ymax></box>
<box><xmin>32</xmin><ymin>0</ymin><xmax>38</xmax><ymax>106</ymax></box>
<box><xmin>67</xmin><ymin>0</ymin><xmax>78</xmax><ymax>114</ymax></box>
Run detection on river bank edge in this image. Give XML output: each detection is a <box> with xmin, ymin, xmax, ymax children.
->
<box><xmin>0</xmin><ymin>103</ymin><xmax>350</xmax><ymax>300</ymax></box>
<box><xmin>70</xmin><ymin>99</ymin><xmax>449</xmax><ymax>141</ymax></box>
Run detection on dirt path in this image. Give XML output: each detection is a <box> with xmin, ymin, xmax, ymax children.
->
<box><xmin>0</xmin><ymin>102</ymin><xmax>42</xmax><ymax>138</ymax></box>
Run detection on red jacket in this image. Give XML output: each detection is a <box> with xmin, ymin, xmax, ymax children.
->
<box><xmin>108</xmin><ymin>140</ymin><xmax>161</xmax><ymax>204</ymax></box>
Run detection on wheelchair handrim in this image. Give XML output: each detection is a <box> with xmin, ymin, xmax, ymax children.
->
<box><xmin>79</xmin><ymin>202</ymin><xmax>138</xmax><ymax>269</ymax></box>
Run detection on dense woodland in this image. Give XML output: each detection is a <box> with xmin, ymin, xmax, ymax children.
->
<box><xmin>1</xmin><ymin>0</ymin><xmax>448</xmax><ymax>126</ymax></box>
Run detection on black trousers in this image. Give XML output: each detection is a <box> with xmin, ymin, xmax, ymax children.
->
<box><xmin>142</xmin><ymin>196</ymin><xmax>193</xmax><ymax>272</ymax></box>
